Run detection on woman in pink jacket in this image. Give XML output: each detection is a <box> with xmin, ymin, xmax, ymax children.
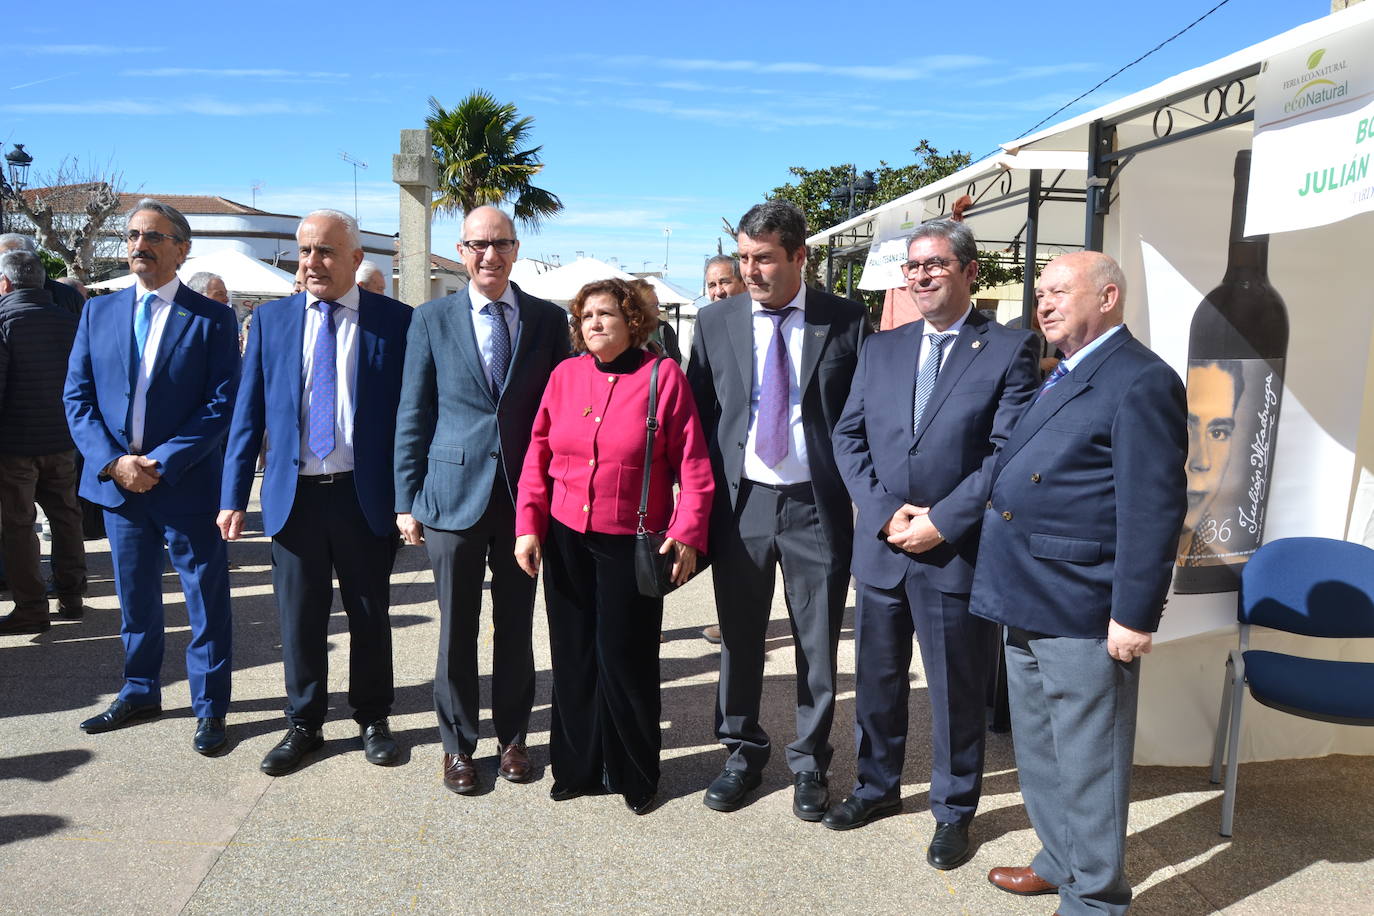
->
<box><xmin>515</xmin><ymin>278</ymin><xmax>714</xmax><ymax>814</ymax></box>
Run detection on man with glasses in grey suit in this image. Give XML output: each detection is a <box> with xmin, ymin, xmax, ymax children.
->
<box><xmin>394</xmin><ymin>206</ymin><xmax>569</xmax><ymax>795</ymax></box>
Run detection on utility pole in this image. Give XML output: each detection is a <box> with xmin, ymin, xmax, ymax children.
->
<box><xmin>339</xmin><ymin>151</ymin><xmax>368</xmax><ymax>221</ymax></box>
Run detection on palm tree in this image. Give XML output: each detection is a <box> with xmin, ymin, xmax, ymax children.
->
<box><xmin>426</xmin><ymin>91</ymin><xmax>563</xmax><ymax>231</ymax></box>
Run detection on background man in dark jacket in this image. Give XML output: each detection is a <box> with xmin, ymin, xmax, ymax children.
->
<box><xmin>0</xmin><ymin>248</ymin><xmax>85</xmax><ymax>634</ymax></box>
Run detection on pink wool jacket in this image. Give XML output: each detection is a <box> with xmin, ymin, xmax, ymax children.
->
<box><xmin>515</xmin><ymin>351</ymin><xmax>714</xmax><ymax>554</ymax></box>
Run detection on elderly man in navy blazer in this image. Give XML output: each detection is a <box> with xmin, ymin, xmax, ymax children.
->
<box><xmin>394</xmin><ymin>205</ymin><xmax>569</xmax><ymax>795</ymax></box>
<box><xmin>972</xmin><ymin>252</ymin><xmax>1186</xmax><ymax>915</ymax></box>
<box><xmin>220</xmin><ymin>209</ymin><xmax>411</xmax><ymax>776</ymax></box>
<box><xmin>829</xmin><ymin>220</ymin><xmax>1039</xmax><ymax>868</ymax></box>
<box><xmin>65</xmin><ymin>198</ymin><xmax>240</xmax><ymax>755</ymax></box>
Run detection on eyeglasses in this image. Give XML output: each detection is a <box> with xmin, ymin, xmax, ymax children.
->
<box><xmin>461</xmin><ymin>238</ymin><xmax>517</xmax><ymax>254</ymax></box>
<box><xmin>902</xmin><ymin>256</ymin><xmax>963</xmax><ymax>278</ymax></box>
<box><xmin>126</xmin><ymin>229</ymin><xmax>183</xmax><ymax>245</ymax></box>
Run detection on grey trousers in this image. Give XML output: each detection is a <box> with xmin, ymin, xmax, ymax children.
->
<box><xmin>1005</xmin><ymin>626</ymin><xmax>1140</xmax><ymax>916</ymax></box>
<box><xmin>712</xmin><ymin>479</ymin><xmax>848</xmax><ymax>774</ymax></box>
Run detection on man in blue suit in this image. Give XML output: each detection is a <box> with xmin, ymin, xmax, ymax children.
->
<box><xmin>394</xmin><ymin>205</ymin><xmax>569</xmax><ymax>794</ymax></box>
<box><xmin>829</xmin><ymin>220</ymin><xmax>1039</xmax><ymax>868</ymax></box>
<box><xmin>220</xmin><ymin>209</ymin><xmax>411</xmax><ymax>776</ymax></box>
<box><xmin>973</xmin><ymin>252</ymin><xmax>1186</xmax><ymax>915</ymax></box>
<box><xmin>65</xmin><ymin>198</ymin><xmax>240</xmax><ymax>755</ymax></box>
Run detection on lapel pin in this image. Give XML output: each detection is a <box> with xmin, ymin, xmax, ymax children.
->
<box><xmin>177</xmin><ymin>310</ymin><xmax>189</xmax><ymax>318</ymax></box>
<box><xmin>812</xmin><ymin>329</ymin><xmax>825</xmax><ymax>337</ymax></box>
<box><xmin>971</xmin><ymin>340</ymin><xmax>982</xmax><ymax>349</ymax></box>
<box><xmin>582</xmin><ymin>406</ymin><xmax>592</xmax><ymax>417</ymax></box>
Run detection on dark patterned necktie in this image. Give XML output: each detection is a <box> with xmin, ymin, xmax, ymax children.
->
<box><xmin>912</xmin><ymin>332</ymin><xmax>955</xmax><ymax>434</ymax></box>
<box><xmin>486</xmin><ymin>300</ymin><xmax>511</xmax><ymax>396</ymax></box>
<box><xmin>755</xmin><ymin>307</ymin><xmax>796</xmax><ymax>467</ymax></box>
<box><xmin>1037</xmin><ymin>360</ymin><xmax>1069</xmax><ymax>399</ymax></box>
<box><xmin>307</xmin><ymin>300</ymin><xmax>337</xmax><ymax>459</ymax></box>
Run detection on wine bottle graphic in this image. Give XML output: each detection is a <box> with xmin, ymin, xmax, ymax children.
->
<box><xmin>1174</xmin><ymin>150</ymin><xmax>1289</xmax><ymax>594</ymax></box>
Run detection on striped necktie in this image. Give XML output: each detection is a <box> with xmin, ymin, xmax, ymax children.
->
<box><xmin>1036</xmin><ymin>361</ymin><xmax>1069</xmax><ymax>399</ymax></box>
<box><xmin>912</xmin><ymin>332</ymin><xmax>955</xmax><ymax>434</ymax></box>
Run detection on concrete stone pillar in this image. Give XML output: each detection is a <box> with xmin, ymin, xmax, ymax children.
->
<box><xmin>392</xmin><ymin>128</ymin><xmax>437</xmax><ymax>307</ymax></box>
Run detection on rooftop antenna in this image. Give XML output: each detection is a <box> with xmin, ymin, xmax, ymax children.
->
<box><xmin>338</xmin><ymin>151</ymin><xmax>368</xmax><ymax>222</ymax></box>
<box><xmin>250</xmin><ymin>180</ymin><xmax>264</xmax><ymax>209</ymax></box>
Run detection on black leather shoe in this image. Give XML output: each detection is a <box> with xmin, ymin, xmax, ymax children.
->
<box><xmin>792</xmin><ymin>771</ymin><xmax>829</xmax><ymax>822</ymax></box>
<box><xmin>821</xmin><ymin>794</ymin><xmax>903</xmax><ymax>830</ymax></box>
<box><xmin>361</xmin><ymin>718</ymin><xmax>400</xmax><ymax>766</ymax></box>
<box><xmin>549</xmin><ymin>783</ymin><xmax>584</xmax><ymax>802</ymax></box>
<box><xmin>80</xmin><ymin>699</ymin><xmax>161</xmax><ymax>734</ymax></box>
<box><xmin>193</xmin><ymin>717</ymin><xmax>227</xmax><ymax>755</ymax></box>
<box><xmin>0</xmin><ymin>612</ymin><xmax>50</xmax><ymax>635</ymax></box>
<box><xmin>703</xmin><ymin>767</ymin><xmax>762</xmax><ymax>812</ymax></box>
<box><xmin>56</xmin><ymin>602</ymin><xmax>85</xmax><ymax>621</ymax></box>
<box><xmin>624</xmin><ymin>788</ymin><xmax>657</xmax><ymax>815</ymax></box>
<box><xmin>261</xmin><ymin>726</ymin><xmax>323</xmax><ymax>776</ymax></box>
<box><xmin>927</xmin><ymin>821</ymin><xmax>973</xmax><ymax>870</ymax></box>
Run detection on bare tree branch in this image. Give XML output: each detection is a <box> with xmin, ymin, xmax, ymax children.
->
<box><xmin>1</xmin><ymin>157</ymin><xmax>125</xmax><ymax>282</ymax></box>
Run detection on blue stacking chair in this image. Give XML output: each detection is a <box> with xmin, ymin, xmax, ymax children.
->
<box><xmin>1209</xmin><ymin>536</ymin><xmax>1374</xmax><ymax>837</ymax></box>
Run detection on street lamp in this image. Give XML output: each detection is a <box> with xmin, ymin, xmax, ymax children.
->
<box><xmin>0</xmin><ymin>143</ymin><xmax>34</xmax><ymax>235</ymax></box>
<box><xmin>663</xmin><ymin>227</ymin><xmax>671</xmax><ymax>277</ymax></box>
<box><xmin>826</xmin><ymin>166</ymin><xmax>876</xmax><ymax>296</ymax></box>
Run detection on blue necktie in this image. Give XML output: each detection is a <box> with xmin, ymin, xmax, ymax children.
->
<box><xmin>486</xmin><ymin>300</ymin><xmax>511</xmax><ymax>396</ymax></box>
<box><xmin>912</xmin><ymin>332</ymin><xmax>955</xmax><ymax>434</ymax></box>
<box><xmin>307</xmin><ymin>301</ymin><xmax>337</xmax><ymax>460</ymax></box>
<box><xmin>1037</xmin><ymin>361</ymin><xmax>1069</xmax><ymax>399</ymax></box>
<box><xmin>133</xmin><ymin>290</ymin><xmax>156</xmax><ymax>361</ymax></box>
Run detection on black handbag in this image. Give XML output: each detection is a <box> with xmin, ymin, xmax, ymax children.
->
<box><xmin>634</xmin><ymin>356</ymin><xmax>682</xmax><ymax>598</ymax></box>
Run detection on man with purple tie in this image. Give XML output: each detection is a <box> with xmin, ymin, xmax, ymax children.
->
<box><xmin>687</xmin><ymin>200</ymin><xmax>869</xmax><ymax>820</ymax></box>
<box><xmin>220</xmin><ymin>209</ymin><xmax>411</xmax><ymax>776</ymax></box>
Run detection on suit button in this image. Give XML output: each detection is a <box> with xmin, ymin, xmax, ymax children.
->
<box><xmin>1031</xmin><ymin>473</ymin><xmax>1041</xmax><ymax>483</ymax></box>
<box><xmin>582</xmin><ymin>504</ymin><xmax>590</xmax><ymax>512</ymax></box>
<box><xmin>731</xmin><ymin>482</ymin><xmax>738</xmax><ymax>489</ymax></box>
<box><xmin>293</xmin><ymin>459</ymin><xmax>300</xmax><ymax>466</ymax></box>
<box><xmin>594</xmin><ymin>417</ymin><xmax>601</xmax><ymax>423</ymax></box>
<box><xmin>588</xmin><ymin>459</ymin><xmax>595</xmax><ymax>467</ymax></box>
<box><xmin>986</xmin><ymin>501</ymin><xmax>992</xmax><ymax>510</ymax></box>
<box><xmin>606</xmin><ymin>376</ymin><xmax>616</xmax><ymax>383</ymax></box>
<box><xmin>489</xmin><ymin>450</ymin><xmax>499</xmax><ymax>459</ymax></box>
<box><xmin>1001</xmin><ymin>511</ymin><xmax>1013</xmax><ymax>521</ymax></box>
<box><xmin>737</xmin><ymin>442</ymin><xmax>744</xmax><ymax>449</ymax></box>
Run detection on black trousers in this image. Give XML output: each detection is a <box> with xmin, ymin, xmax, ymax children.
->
<box><xmin>712</xmin><ymin>479</ymin><xmax>848</xmax><ymax>775</ymax></box>
<box><xmin>425</xmin><ymin>481</ymin><xmax>536</xmax><ymax>755</ymax></box>
<box><xmin>272</xmin><ymin>475</ymin><xmax>397</xmax><ymax>730</ymax></box>
<box><xmin>0</xmin><ymin>450</ymin><xmax>86</xmax><ymax>617</ymax></box>
<box><xmin>543</xmin><ymin>518</ymin><xmax>663</xmax><ymax>798</ymax></box>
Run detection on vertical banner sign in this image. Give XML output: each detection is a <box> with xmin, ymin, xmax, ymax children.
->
<box><xmin>1248</xmin><ymin>17</ymin><xmax>1374</xmax><ymax>235</ymax></box>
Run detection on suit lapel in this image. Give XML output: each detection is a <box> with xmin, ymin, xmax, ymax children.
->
<box><xmin>913</xmin><ymin>312</ymin><xmax>989</xmax><ymax>446</ymax></box>
<box><xmin>798</xmin><ymin>288</ymin><xmax>830</xmax><ymax>394</ymax></box>
<box><xmin>452</xmin><ymin>289</ymin><xmax>497</xmax><ymax>407</ymax></box>
<box><xmin>996</xmin><ymin>326</ymin><xmax>1133</xmax><ymax>472</ymax></box>
<box><xmin>506</xmin><ymin>283</ymin><xmax>535</xmax><ymax>388</ymax></box>
<box><xmin>352</xmin><ymin>291</ymin><xmax>378</xmax><ymax>423</ymax></box>
<box><xmin>115</xmin><ymin>286</ymin><xmax>136</xmax><ymax>391</ymax></box>
<box><xmin>148</xmin><ymin>283</ymin><xmax>195</xmax><ymax>381</ymax></box>
<box><xmin>725</xmin><ymin>297</ymin><xmax>754</xmax><ymax>399</ymax></box>
<box><xmin>284</xmin><ymin>292</ymin><xmax>306</xmax><ymax>424</ymax></box>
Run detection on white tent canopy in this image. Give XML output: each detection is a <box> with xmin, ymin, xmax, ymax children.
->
<box><xmin>517</xmin><ymin>257</ymin><xmax>635</xmax><ymax>305</ymax></box>
<box><xmin>88</xmin><ymin>249</ymin><xmax>297</xmax><ymax>297</ymax></box>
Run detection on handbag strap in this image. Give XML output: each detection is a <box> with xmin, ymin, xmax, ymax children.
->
<box><xmin>637</xmin><ymin>355</ymin><xmax>665</xmax><ymax>534</ymax></box>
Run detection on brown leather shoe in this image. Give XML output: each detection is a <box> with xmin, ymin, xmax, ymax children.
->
<box><xmin>701</xmin><ymin>624</ymin><xmax>722</xmax><ymax>644</ymax></box>
<box><xmin>987</xmin><ymin>865</ymin><xmax>1057</xmax><ymax>896</ymax></box>
<box><xmin>497</xmin><ymin>743</ymin><xmax>532</xmax><ymax>782</ymax></box>
<box><xmin>442</xmin><ymin>752</ymin><xmax>478</xmax><ymax>794</ymax></box>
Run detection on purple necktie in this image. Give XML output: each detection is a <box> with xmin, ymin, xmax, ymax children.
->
<box><xmin>1036</xmin><ymin>360</ymin><xmax>1069</xmax><ymax>399</ymax></box>
<box><xmin>755</xmin><ymin>307</ymin><xmax>796</xmax><ymax>468</ymax></box>
<box><xmin>307</xmin><ymin>300</ymin><xmax>337</xmax><ymax>460</ymax></box>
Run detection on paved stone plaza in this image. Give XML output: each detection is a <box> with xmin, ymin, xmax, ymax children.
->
<box><xmin>1</xmin><ymin>490</ymin><xmax>1370</xmax><ymax>914</ymax></box>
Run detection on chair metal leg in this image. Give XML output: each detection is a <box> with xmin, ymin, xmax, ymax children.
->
<box><xmin>1220</xmin><ymin>653</ymin><xmax>1246</xmax><ymax>837</ymax></box>
<box><xmin>1210</xmin><ymin>655</ymin><xmax>1236</xmax><ymax>784</ymax></box>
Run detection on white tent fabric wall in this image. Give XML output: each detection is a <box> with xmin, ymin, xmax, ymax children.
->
<box><xmin>88</xmin><ymin>249</ymin><xmax>297</xmax><ymax>297</ymax></box>
<box><xmin>517</xmin><ymin>257</ymin><xmax>635</xmax><ymax>306</ymax></box>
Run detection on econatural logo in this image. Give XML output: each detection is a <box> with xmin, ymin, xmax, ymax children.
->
<box><xmin>1280</xmin><ymin>47</ymin><xmax>1350</xmax><ymax>114</ymax></box>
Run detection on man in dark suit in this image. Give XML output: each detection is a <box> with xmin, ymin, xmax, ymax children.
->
<box><xmin>220</xmin><ymin>209</ymin><xmax>411</xmax><ymax>776</ymax></box>
<box><xmin>65</xmin><ymin>198</ymin><xmax>239</xmax><ymax>754</ymax></box>
<box><xmin>828</xmin><ymin>220</ymin><xmax>1040</xmax><ymax>869</ymax></box>
<box><xmin>0</xmin><ymin>249</ymin><xmax>85</xmax><ymax>634</ymax></box>
<box><xmin>687</xmin><ymin>200</ymin><xmax>869</xmax><ymax>820</ymax></box>
<box><xmin>394</xmin><ymin>205</ymin><xmax>568</xmax><ymax>794</ymax></box>
<box><xmin>972</xmin><ymin>252</ymin><xmax>1186</xmax><ymax>914</ymax></box>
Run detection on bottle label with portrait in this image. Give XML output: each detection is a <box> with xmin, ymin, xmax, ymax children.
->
<box><xmin>1176</xmin><ymin>357</ymin><xmax>1284</xmax><ymax>581</ymax></box>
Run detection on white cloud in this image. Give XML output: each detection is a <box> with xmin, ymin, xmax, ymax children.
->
<box><xmin>121</xmin><ymin>67</ymin><xmax>349</xmax><ymax>82</ymax></box>
<box><xmin>577</xmin><ymin>53</ymin><xmax>991</xmax><ymax>81</ymax></box>
<box><xmin>0</xmin><ymin>97</ymin><xmax>317</xmax><ymax>116</ymax></box>
<box><xmin>26</xmin><ymin>44</ymin><xmax>161</xmax><ymax>55</ymax></box>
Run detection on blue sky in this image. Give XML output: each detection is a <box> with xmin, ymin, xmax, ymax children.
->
<box><xmin>2</xmin><ymin>0</ymin><xmax>1322</xmax><ymax>292</ymax></box>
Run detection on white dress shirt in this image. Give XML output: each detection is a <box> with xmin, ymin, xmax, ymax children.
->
<box><xmin>299</xmin><ymin>284</ymin><xmax>360</xmax><ymax>475</ymax></box>
<box><xmin>743</xmin><ymin>285</ymin><xmax>809</xmax><ymax>485</ymax></box>
<box><xmin>917</xmin><ymin>304</ymin><xmax>973</xmax><ymax>377</ymax></box>
<box><xmin>129</xmin><ymin>276</ymin><xmax>182</xmax><ymax>453</ymax></box>
<box><xmin>1062</xmin><ymin>323</ymin><xmax>1123</xmax><ymax>371</ymax></box>
<box><xmin>467</xmin><ymin>280</ymin><xmax>519</xmax><ymax>384</ymax></box>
